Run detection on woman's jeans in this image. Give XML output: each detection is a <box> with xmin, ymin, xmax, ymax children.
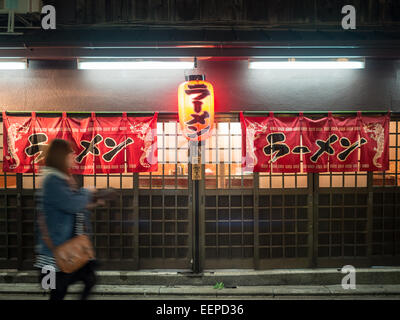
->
<box><xmin>38</xmin><ymin>260</ymin><xmax>97</xmax><ymax>300</ymax></box>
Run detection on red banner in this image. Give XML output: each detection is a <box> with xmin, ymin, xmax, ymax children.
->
<box><xmin>67</xmin><ymin>114</ymin><xmax>96</xmax><ymax>174</ymax></box>
<box><xmin>241</xmin><ymin>112</ymin><xmax>389</xmax><ymax>173</ymax></box>
<box><xmin>3</xmin><ymin>112</ymin><xmax>158</xmax><ymax>174</ymax></box>
<box><xmin>93</xmin><ymin>115</ymin><xmax>127</xmax><ymax>174</ymax></box>
<box><xmin>240</xmin><ymin>113</ymin><xmax>301</xmax><ymax>173</ymax></box>
<box><xmin>302</xmin><ymin>116</ymin><xmax>331</xmax><ymax>172</ymax></box>
<box><xmin>125</xmin><ymin>114</ymin><xmax>158</xmax><ymax>173</ymax></box>
<box><xmin>34</xmin><ymin>113</ymin><xmax>67</xmax><ymax>169</ymax></box>
<box><xmin>241</xmin><ymin>113</ymin><xmax>267</xmax><ymax>172</ymax></box>
<box><xmin>359</xmin><ymin>114</ymin><xmax>390</xmax><ymax>171</ymax></box>
<box><xmin>269</xmin><ymin>115</ymin><xmax>301</xmax><ymax>173</ymax></box>
<box><xmin>3</xmin><ymin>113</ymin><xmax>36</xmax><ymax>173</ymax></box>
<box><xmin>329</xmin><ymin>114</ymin><xmax>361</xmax><ymax>172</ymax></box>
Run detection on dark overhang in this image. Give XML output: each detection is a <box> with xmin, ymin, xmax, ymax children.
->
<box><xmin>0</xmin><ymin>27</ymin><xmax>399</xmax><ymax>59</ymax></box>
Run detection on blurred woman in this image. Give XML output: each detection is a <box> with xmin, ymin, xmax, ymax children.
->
<box><xmin>34</xmin><ymin>139</ymin><xmax>102</xmax><ymax>300</ymax></box>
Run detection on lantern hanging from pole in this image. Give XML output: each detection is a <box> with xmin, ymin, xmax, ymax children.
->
<box><xmin>178</xmin><ymin>74</ymin><xmax>214</xmax><ymax>141</ymax></box>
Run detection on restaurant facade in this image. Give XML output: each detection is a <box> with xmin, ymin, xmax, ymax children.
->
<box><xmin>0</xmin><ymin>0</ymin><xmax>399</xmax><ymax>272</ymax></box>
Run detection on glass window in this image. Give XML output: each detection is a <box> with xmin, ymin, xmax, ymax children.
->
<box><xmin>142</xmin><ymin>121</ymin><xmax>189</xmax><ymax>190</ymax></box>
<box><xmin>205</xmin><ymin>121</ymin><xmax>254</xmax><ymax>189</ymax></box>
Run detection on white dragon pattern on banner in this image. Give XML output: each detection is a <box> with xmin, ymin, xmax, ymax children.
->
<box><xmin>363</xmin><ymin>123</ymin><xmax>385</xmax><ymax>168</ymax></box>
<box><xmin>5</xmin><ymin>122</ymin><xmax>30</xmax><ymax>169</ymax></box>
<box><xmin>129</xmin><ymin>121</ymin><xmax>156</xmax><ymax>168</ymax></box>
<box><xmin>244</xmin><ymin>121</ymin><xmax>268</xmax><ymax>169</ymax></box>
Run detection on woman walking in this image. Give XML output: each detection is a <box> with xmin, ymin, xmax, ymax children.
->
<box><xmin>34</xmin><ymin>139</ymin><xmax>102</xmax><ymax>300</ymax></box>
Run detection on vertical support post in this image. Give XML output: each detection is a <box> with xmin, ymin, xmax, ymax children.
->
<box><xmin>198</xmin><ymin>140</ymin><xmax>205</xmax><ymax>272</ymax></box>
<box><xmin>310</xmin><ymin>173</ymin><xmax>318</xmax><ymax>268</ymax></box>
<box><xmin>133</xmin><ymin>173</ymin><xmax>140</xmax><ymax>270</ymax></box>
<box><xmin>187</xmin><ymin>143</ymin><xmax>194</xmax><ymax>271</ymax></box>
<box><xmin>189</xmin><ymin>140</ymin><xmax>200</xmax><ymax>273</ymax></box>
<box><xmin>253</xmin><ymin>172</ymin><xmax>260</xmax><ymax>269</ymax></box>
<box><xmin>74</xmin><ymin>174</ymin><xmax>83</xmax><ymax>188</ymax></box>
<box><xmin>192</xmin><ymin>140</ymin><xmax>201</xmax><ymax>273</ymax></box>
<box><xmin>16</xmin><ymin>173</ymin><xmax>22</xmax><ymax>269</ymax></box>
<box><xmin>366</xmin><ymin>171</ymin><xmax>373</xmax><ymax>264</ymax></box>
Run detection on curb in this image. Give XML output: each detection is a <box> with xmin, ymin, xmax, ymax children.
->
<box><xmin>1</xmin><ymin>268</ymin><xmax>400</xmax><ymax>286</ymax></box>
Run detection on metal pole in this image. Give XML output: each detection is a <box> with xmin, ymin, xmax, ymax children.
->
<box><xmin>193</xmin><ymin>140</ymin><xmax>201</xmax><ymax>273</ymax></box>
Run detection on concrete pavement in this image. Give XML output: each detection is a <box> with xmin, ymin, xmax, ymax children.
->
<box><xmin>2</xmin><ymin>267</ymin><xmax>400</xmax><ymax>286</ymax></box>
<box><xmin>1</xmin><ymin>268</ymin><xmax>400</xmax><ymax>300</ymax></box>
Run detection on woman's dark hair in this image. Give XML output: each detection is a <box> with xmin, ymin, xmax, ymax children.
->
<box><xmin>44</xmin><ymin>139</ymin><xmax>74</xmax><ymax>175</ymax></box>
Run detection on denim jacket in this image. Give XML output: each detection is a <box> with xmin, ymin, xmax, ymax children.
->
<box><xmin>35</xmin><ymin>167</ymin><xmax>93</xmax><ymax>258</ymax></box>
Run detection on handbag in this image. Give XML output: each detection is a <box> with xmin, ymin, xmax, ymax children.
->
<box><xmin>37</xmin><ymin>211</ymin><xmax>95</xmax><ymax>274</ymax></box>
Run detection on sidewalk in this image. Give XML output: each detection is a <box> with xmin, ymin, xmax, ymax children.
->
<box><xmin>2</xmin><ymin>268</ymin><xmax>400</xmax><ymax>286</ymax></box>
<box><xmin>1</xmin><ymin>268</ymin><xmax>400</xmax><ymax>299</ymax></box>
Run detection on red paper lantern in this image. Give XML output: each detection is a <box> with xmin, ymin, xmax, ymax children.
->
<box><xmin>178</xmin><ymin>75</ymin><xmax>214</xmax><ymax>141</ymax></box>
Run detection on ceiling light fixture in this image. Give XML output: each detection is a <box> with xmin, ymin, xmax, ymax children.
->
<box><xmin>78</xmin><ymin>59</ymin><xmax>195</xmax><ymax>70</ymax></box>
<box><xmin>249</xmin><ymin>58</ymin><xmax>365</xmax><ymax>70</ymax></box>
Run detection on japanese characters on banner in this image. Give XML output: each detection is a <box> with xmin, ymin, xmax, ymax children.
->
<box><xmin>240</xmin><ymin>113</ymin><xmax>302</xmax><ymax>172</ymax></box>
<box><xmin>3</xmin><ymin>112</ymin><xmax>158</xmax><ymax>174</ymax></box>
<box><xmin>92</xmin><ymin>115</ymin><xmax>129</xmax><ymax>174</ymax></box>
<box><xmin>241</xmin><ymin>112</ymin><xmax>389</xmax><ymax>173</ymax></box>
<box><xmin>66</xmin><ymin>114</ymin><xmax>96</xmax><ymax>174</ymax></box>
<box><xmin>269</xmin><ymin>115</ymin><xmax>302</xmax><ymax>173</ymax></box>
<box><xmin>328</xmin><ymin>115</ymin><xmax>363</xmax><ymax>172</ymax></box>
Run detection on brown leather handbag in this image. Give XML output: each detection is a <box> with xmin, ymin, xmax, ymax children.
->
<box><xmin>38</xmin><ymin>212</ymin><xmax>95</xmax><ymax>274</ymax></box>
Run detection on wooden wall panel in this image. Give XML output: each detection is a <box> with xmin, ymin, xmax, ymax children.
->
<box><xmin>44</xmin><ymin>0</ymin><xmax>400</xmax><ymax>26</ymax></box>
<box><xmin>175</xmin><ymin>0</ymin><xmax>200</xmax><ymax>22</ymax></box>
<box><xmin>149</xmin><ymin>0</ymin><xmax>170</xmax><ymax>22</ymax></box>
